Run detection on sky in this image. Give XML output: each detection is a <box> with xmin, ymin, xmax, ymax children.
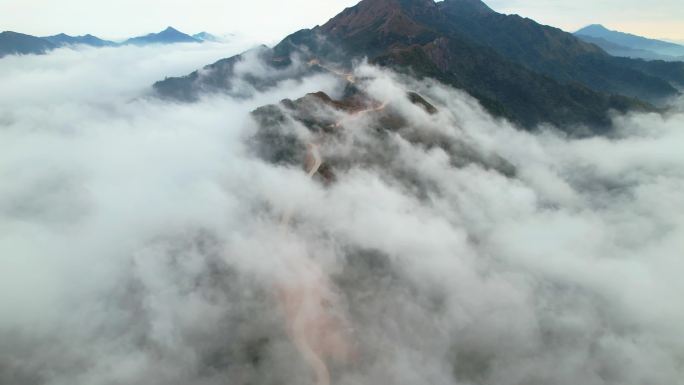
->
<box><xmin>0</xmin><ymin>0</ymin><xmax>683</xmax><ymax>42</ymax></box>
<box><xmin>486</xmin><ymin>0</ymin><xmax>684</xmax><ymax>41</ymax></box>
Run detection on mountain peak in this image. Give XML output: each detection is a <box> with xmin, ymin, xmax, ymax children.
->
<box><xmin>577</xmin><ymin>24</ymin><xmax>610</xmax><ymax>34</ymax></box>
<box><xmin>398</xmin><ymin>0</ymin><xmax>437</xmax><ymax>7</ymax></box>
<box><xmin>162</xmin><ymin>26</ymin><xmax>181</xmax><ymax>33</ymax></box>
<box><xmin>124</xmin><ymin>26</ymin><xmax>198</xmax><ymax>45</ymax></box>
<box><xmin>359</xmin><ymin>0</ymin><xmax>434</xmax><ymax>6</ymax></box>
<box><xmin>439</xmin><ymin>0</ymin><xmax>495</xmax><ymax>14</ymax></box>
<box><xmin>321</xmin><ymin>0</ymin><xmax>438</xmax><ymax>38</ymax></box>
<box><xmin>338</xmin><ymin>0</ymin><xmax>437</xmax><ymax>15</ymax></box>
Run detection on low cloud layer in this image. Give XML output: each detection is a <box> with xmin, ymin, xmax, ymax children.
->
<box><xmin>1</xmin><ymin>44</ymin><xmax>683</xmax><ymax>385</ymax></box>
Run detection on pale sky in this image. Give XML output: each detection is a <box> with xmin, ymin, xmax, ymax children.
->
<box><xmin>486</xmin><ymin>0</ymin><xmax>684</xmax><ymax>41</ymax></box>
<box><xmin>1</xmin><ymin>0</ymin><xmax>682</xmax><ymax>42</ymax></box>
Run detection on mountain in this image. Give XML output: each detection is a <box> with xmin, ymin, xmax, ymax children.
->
<box><xmin>0</xmin><ymin>31</ymin><xmax>56</xmax><ymax>58</ymax></box>
<box><xmin>575</xmin><ymin>24</ymin><xmax>684</xmax><ymax>58</ymax></box>
<box><xmin>1</xmin><ymin>27</ymin><xmax>208</xmax><ymax>58</ymax></box>
<box><xmin>251</xmin><ymin>87</ymin><xmax>453</xmax><ymax>175</ymax></box>
<box><xmin>573</xmin><ymin>34</ymin><xmax>679</xmax><ymax>61</ymax></box>
<box><xmin>575</xmin><ymin>25</ymin><xmax>684</xmax><ymax>62</ymax></box>
<box><xmin>154</xmin><ymin>0</ymin><xmax>681</xmax><ymax>132</ymax></box>
<box><xmin>42</xmin><ymin>33</ymin><xmax>117</xmax><ymax>47</ymax></box>
<box><xmin>430</xmin><ymin>1</ymin><xmax>683</xmax><ymax>101</ymax></box>
<box><xmin>124</xmin><ymin>27</ymin><xmax>200</xmax><ymax>46</ymax></box>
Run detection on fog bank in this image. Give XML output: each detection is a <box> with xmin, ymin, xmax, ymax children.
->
<box><xmin>1</xmin><ymin>44</ymin><xmax>683</xmax><ymax>385</ymax></box>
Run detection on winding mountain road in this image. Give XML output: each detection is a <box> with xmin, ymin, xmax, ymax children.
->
<box><xmin>276</xmin><ymin>143</ymin><xmax>353</xmax><ymax>385</ymax></box>
<box><xmin>309</xmin><ymin>59</ymin><xmax>356</xmax><ymax>84</ymax></box>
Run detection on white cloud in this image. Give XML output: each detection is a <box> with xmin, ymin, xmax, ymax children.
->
<box><xmin>0</xmin><ymin>44</ymin><xmax>683</xmax><ymax>384</ymax></box>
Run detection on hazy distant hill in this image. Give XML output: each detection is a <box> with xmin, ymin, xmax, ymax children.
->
<box><xmin>1</xmin><ymin>27</ymin><xmax>221</xmax><ymax>59</ymax></box>
<box><xmin>574</xmin><ymin>35</ymin><xmax>678</xmax><ymax>61</ymax></box>
<box><xmin>43</xmin><ymin>33</ymin><xmax>117</xmax><ymax>47</ymax></box>
<box><xmin>0</xmin><ymin>31</ymin><xmax>56</xmax><ymax>58</ymax></box>
<box><xmin>193</xmin><ymin>32</ymin><xmax>222</xmax><ymax>42</ymax></box>
<box><xmin>575</xmin><ymin>25</ymin><xmax>684</xmax><ymax>61</ymax></box>
<box><xmin>155</xmin><ymin>0</ymin><xmax>683</xmax><ymax>132</ymax></box>
<box><xmin>124</xmin><ymin>27</ymin><xmax>200</xmax><ymax>46</ymax></box>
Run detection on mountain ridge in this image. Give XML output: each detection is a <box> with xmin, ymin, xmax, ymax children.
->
<box><xmin>0</xmin><ymin>27</ymin><xmax>222</xmax><ymax>58</ymax></box>
<box><xmin>42</xmin><ymin>33</ymin><xmax>118</xmax><ymax>47</ymax></box>
<box><xmin>154</xmin><ymin>0</ymin><xmax>676</xmax><ymax>132</ymax></box>
<box><xmin>0</xmin><ymin>31</ymin><xmax>56</xmax><ymax>58</ymax></box>
<box><xmin>575</xmin><ymin>24</ymin><xmax>684</xmax><ymax>61</ymax></box>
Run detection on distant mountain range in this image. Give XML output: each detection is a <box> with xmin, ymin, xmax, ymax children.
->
<box><xmin>575</xmin><ymin>25</ymin><xmax>684</xmax><ymax>62</ymax></box>
<box><xmin>0</xmin><ymin>27</ymin><xmax>225</xmax><ymax>58</ymax></box>
<box><xmin>43</xmin><ymin>33</ymin><xmax>118</xmax><ymax>47</ymax></box>
<box><xmin>0</xmin><ymin>31</ymin><xmax>56</xmax><ymax>57</ymax></box>
<box><xmin>154</xmin><ymin>0</ymin><xmax>684</xmax><ymax>133</ymax></box>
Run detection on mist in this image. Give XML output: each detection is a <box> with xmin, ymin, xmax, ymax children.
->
<box><xmin>1</xmin><ymin>43</ymin><xmax>683</xmax><ymax>385</ymax></box>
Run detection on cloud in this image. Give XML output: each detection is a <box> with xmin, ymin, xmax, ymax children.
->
<box><xmin>0</xmin><ymin>44</ymin><xmax>683</xmax><ymax>385</ymax></box>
